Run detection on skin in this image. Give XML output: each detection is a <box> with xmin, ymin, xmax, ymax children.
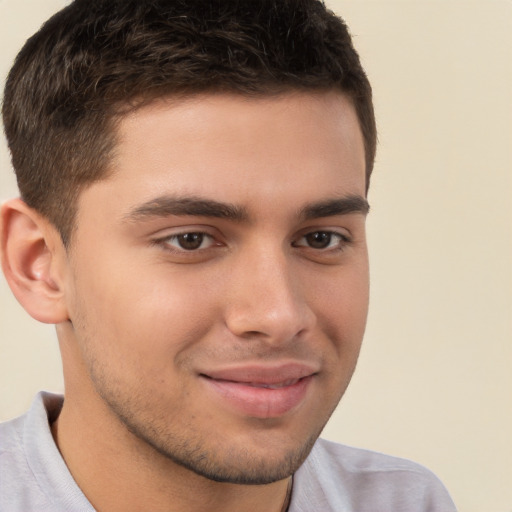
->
<box><xmin>1</xmin><ymin>91</ymin><xmax>369</xmax><ymax>512</ymax></box>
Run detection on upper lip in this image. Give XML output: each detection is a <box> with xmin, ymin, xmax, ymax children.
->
<box><xmin>200</xmin><ymin>362</ymin><xmax>319</xmax><ymax>385</ymax></box>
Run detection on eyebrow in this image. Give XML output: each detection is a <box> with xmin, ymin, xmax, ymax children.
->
<box><xmin>124</xmin><ymin>196</ymin><xmax>249</xmax><ymax>222</ymax></box>
<box><xmin>124</xmin><ymin>194</ymin><xmax>369</xmax><ymax>223</ymax></box>
<box><xmin>300</xmin><ymin>195</ymin><xmax>370</xmax><ymax>220</ymax></box>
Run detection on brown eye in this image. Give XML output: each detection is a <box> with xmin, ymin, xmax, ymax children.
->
<box><xmin>304</xmin><ymin>231</ymin><xmax>333</xmax><ymax>249</ymax></box>
<box><xmin>293</xmin><ymin>230</ymin><xmax>350</xmax><ymax>251</ymax></box>
<box><xmin>159</xmin><ymin>232</ymin><xmax>214</xmax><ymax>252</ymax></box>
<box><xmin>154</xmin><ymin>230</ymin><xmax>221</xmax><ymax>259</ymax></box>
<box><xmin>176</xmin><ymin>233</ymin><xmax>205</xmax><ymax>250</ymax></box>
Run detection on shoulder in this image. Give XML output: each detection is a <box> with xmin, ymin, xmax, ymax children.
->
<box><xmin>0</xmin><ymin>410</ymin><xmax>26</xmax><ymax>463</ymax></box>
<box><xmin>0</xmin><ymin>392</ymin><xmax>93</xmax><ymax>512</ymax></box>
<box><xmin>290</xmin><ymin>438</ymin><xmax>457</xmax><ymax>512</ymax></box>
<box><xmin>0</xmin><ymin>398</ymin><xmax>50</xmax><ymax>511</ymax></box>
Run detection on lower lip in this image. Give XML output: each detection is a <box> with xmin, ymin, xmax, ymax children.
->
<box><xmin>200</xmin><ymin>375</ymin><xmax>313</xmax><ymax>419</ymax></box>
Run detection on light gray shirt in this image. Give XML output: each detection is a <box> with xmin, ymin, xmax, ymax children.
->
<box><xmin>0</xmin><ymin>392</ymin><xmax>456</xmax><ymax>511</ymax></box>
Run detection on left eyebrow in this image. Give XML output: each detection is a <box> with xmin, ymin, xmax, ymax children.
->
<box><xmin>299</xmin><ymin>195</ymin><xmax>370</xmax><ymax>220</ymax></box>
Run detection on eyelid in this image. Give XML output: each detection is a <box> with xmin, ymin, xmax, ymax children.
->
<box><xmin>293</xmin><ymin>227</ymin><xmax>352</xmax><ymax>244</ymax></box>
<box><xmin>151</xmin><ymin>224</ymin><xmax>220</xmax><ymax>238</ymax></box>
<box><xmin>163</xmin><ymin>232</ymin><xmax>216</xmax><ymax>250</ymax></box>
<box><xmin>294</xmin><ymin>233</ymin><xmax>349</xmax><ymax>249</ymax></box>
<box><xmin>151</xmin><ymin>225</ymin><xmax>224</xmax><ymax>253</ymax></box>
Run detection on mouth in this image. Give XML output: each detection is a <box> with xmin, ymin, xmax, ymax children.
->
<box><xmin>198</xmin><ymin>364</ymin><xmax>317</xmax><ymax>418</ymax></box>
<box><xmin>226</xmin><ymin>378</ymin><xmax>302</xmax><ymax>390</ymax></box>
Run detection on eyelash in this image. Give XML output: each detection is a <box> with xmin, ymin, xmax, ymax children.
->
<box><xmin>292</xmin><ymin>231</ymin><xmax>351</xmax><ymax>251</ymax></box>
<box><xmin>153</xmin><ymin>229</ymin><xmax>352</xmax><ymax>254</ymax></box>
<box><xmin>156</xmin><ymin>232</ymin><xmax>218</xmax><ymax>252</ymax></box>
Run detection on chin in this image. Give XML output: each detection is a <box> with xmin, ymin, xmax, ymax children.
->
<box><xmin>119</xmin><ymin>406</ymin><xmax>322</xmax><ymax>484</ymax></box>
<box><xmin>155</xmin><ymin>432</ymin><xmax>319</xmax><ymax>485</ymax></box>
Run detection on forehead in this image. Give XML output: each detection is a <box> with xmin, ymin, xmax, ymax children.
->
<box><xmin>77</xmin><ymin>91</ymin><xmax>366</xmax><ymax>226</ymax></box>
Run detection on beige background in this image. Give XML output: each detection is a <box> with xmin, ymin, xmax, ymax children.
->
<box><xmin>1</xmin><ymin>1</ymin><xmax>511</xmax><ymax>511</ymax></box>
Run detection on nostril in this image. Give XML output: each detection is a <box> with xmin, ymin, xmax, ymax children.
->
<box><xmin>244</xmin><ymin>330</ymin><xmax>265</xmax><ymax>337</ymax></box>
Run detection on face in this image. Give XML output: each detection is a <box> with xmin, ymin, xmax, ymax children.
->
<box><xmin>62</xmin><ymin>91</ymin><xmax>369</xmax><ymax>484</ymax></box>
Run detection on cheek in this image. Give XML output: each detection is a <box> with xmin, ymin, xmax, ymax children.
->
<box><xmin>316</xmin><ymin>268</ymin><xmax>369</xmax><ymax>390</ymax></box>
<box><xmin>69</xmin><ymin>252</ymin><xmax>221</xmax><ymax>367</ymax></box>
<box><xmin>308</xmin><ymin>262</ymin><xmax>369</xmax><ymax>387</ymax></box>
<box><xmin>313</xmin><ymin>263</ymin><xmax>369</xmax><ymax>332</ymax></box>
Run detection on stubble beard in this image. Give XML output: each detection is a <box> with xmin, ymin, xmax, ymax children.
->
<box><xmin>72</xmin><ymin>298</ymin><xmax>354</xmax><ymax>486</ymax></box>
<box><xmin>84</xmin><ymin>353</ymin><xmax>338</xmax><ymax>485</ymax></box>
<box><xmin>95</xmin><ymin>378</ymin><xmax>328</xmax><ymax>484</ymax></box>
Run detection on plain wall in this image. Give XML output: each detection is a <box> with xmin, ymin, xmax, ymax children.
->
<box><xmin>1</xmin><ymin>1</ymin><xmax>511</xmax><ymax>511</ymax></box>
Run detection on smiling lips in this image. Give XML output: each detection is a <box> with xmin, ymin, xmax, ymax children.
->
<box><xmin>235</xmin><ymin>378</ymin><xmax>301</xmax><ymax>389</ymax></box>
<box><xmin>200</xmin><ymin>364</ymin><xmax>317</xmax><ymax>418</ymax></box>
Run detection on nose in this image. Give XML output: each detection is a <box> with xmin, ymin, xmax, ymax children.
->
<box><xmin>224</xmin><ymin>247</ymin><xmax>316</xmax><ymax>344</ymax></box>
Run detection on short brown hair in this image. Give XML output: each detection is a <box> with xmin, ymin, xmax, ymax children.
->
<box><xmin>2</xmin><ymin>0</ymin><xmax>376</xmax><ymax>245</ymax></box>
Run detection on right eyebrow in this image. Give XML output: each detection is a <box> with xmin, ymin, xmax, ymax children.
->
<box><xmin>123</xmin><ymin>195</ymin><xmax>250</xmax><ymax>223</ymax></box>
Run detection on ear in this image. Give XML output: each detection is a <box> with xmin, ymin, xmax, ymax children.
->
<box><xmin>1</xmin><ymin>198</ymin><xmax>69</xmax><ymax>324</ymax></box>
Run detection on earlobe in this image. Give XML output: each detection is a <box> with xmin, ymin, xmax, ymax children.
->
<box><xmin>1</xmin><ymin>198</ymin><xmax>69</xmax><ymax>324</ymax></box>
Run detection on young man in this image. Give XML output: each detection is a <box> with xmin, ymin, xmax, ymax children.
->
<box><xmin>0</xmin><ymin>1</ymin><xmax>456</xmax><ymax>510</ymax></box>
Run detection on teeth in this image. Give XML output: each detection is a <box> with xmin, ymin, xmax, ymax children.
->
<box><xmin>248</xmin><ymin>379</ymin><xmax>298</xmax><ymax>389</ymax></box>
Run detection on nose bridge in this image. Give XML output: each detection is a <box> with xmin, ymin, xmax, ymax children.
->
<box><xmin>225</xmin><ymin>242</ymin><xmax>315</xmax><ymax>341</ymax></box>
